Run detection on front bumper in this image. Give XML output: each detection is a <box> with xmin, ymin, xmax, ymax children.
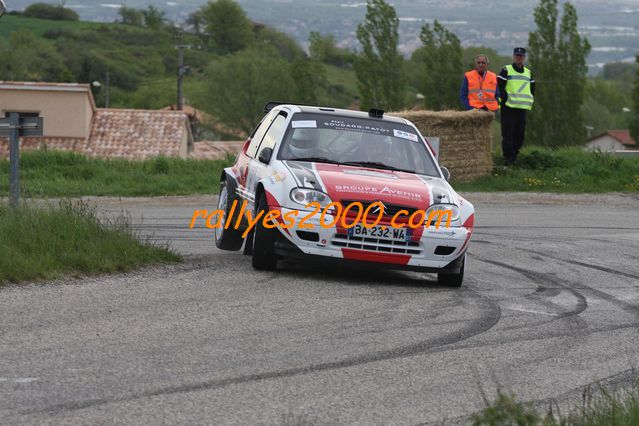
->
<box><xmin>273</xmin><ymin>207</ymin><xmax>472</xmax><ymax>273</ymax></box>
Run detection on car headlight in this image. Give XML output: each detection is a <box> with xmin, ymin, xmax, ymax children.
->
<box><xmin>425</xmin><ymin>203</ymin><xmax>460</xmax><ymax>224</ymax></box>
<box><xmin>289</xmin><ymin>188</ymin><xmax>333</xmax><ymax>207</ymax></box>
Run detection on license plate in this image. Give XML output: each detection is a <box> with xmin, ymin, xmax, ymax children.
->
<box><xmin>348</xmin><ymin>224</ymin><xmax>410</xmax><ymax>242</ymax></box>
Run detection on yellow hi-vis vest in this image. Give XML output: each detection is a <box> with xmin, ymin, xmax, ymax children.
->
<box><xmin>504</xmin><ymin>65</ymin><xmax>534</xmax><ymax>110</ymax></box>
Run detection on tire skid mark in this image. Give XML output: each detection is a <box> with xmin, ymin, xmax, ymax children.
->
<box><xmin>508</xmin><ymin>252</ymin><xmax>639</xmax><ymax>316</ymax></box>
<box><xmin>435</xmin><ymin>321</ymin><xmax>639</xmax><ymax>358</ymax></box>
<box><xmin>516</xmin><ymin>247</ymin><xmax>639</xmax><ymax>281</ymax></box>
<box><xmin>476</xmin><ymin>258</ymin><xmax>588</xmax><ymax>319</ymax></box>
<box><xmin>30</xmin><ymin>288</ymin><xmax>501</xmax><ymax>415</ymax></box>
<box><xmin>565</xmin><ymin>259</ymin><xmax>639</xmax><ymax>281</ymax></box>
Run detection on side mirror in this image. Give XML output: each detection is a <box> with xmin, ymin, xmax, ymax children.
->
<box><xmin>440</xmin><ymin>166</ymin><xmax>451</xmax><ymax>181</ymax></box>
<box><xmin>258</xmin><ymin>147</ymin><xmax>273</xmax><ymax>164</ymax></box>
<box><xmin>0</xmin><ymin>0</ymin><xmax>6</xmax><ymax>18</ymax></box>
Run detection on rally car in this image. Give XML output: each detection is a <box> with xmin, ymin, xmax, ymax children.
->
<box><xmin>215</xmin><ymin>103</ymin><xmax>475</xmax><ymax>286</ymax></box>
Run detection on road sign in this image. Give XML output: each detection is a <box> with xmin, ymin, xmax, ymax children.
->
<box><xmin>1</xmin><ymin>114</ymin><xmax>44</xmax><ymax>208</ymax></box>
<box><xmin>0</xmin><ymin>117</ymin><xmax>44</xmax><ymax>137</ymax></box>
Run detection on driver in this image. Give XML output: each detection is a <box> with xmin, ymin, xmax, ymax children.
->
<box><xmin>287</xmin><ymin>128</ymin><xmax>320</xmax><ymax>158</ymax></box>
<box><xmin>366</xmin><ymin>134</ymin><xmax>393</xmax><ymax>163</ymax></box>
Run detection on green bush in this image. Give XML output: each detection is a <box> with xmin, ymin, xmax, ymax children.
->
<box><xmin>23</xmin><ymin>3</ymin><xmax>79</xmax><ymax>21</ymax></box>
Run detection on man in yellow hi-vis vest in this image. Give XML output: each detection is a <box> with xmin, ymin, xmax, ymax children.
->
<box><xmin>498</xmin><ymin>47</ymin><xmax>535</xmax><ymax>165</ymax></box>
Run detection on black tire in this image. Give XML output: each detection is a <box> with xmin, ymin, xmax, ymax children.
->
<box><xmin>437</xmin><ymin>255</ymin><xmax>465</xmax><ymax>287</ymax></box>
<box><xmin>243</xmin><ymin>230</ymin><xmax>254</xmax><ymax>255</ymax></box>
<box><xmin>214</xmin><ymin>181</ymin><xmax>244</xmax><ymax>251</ymax></box>
<box><xmin>251</xmin><ymin>192</ymin><xmax>277</xmax><ymax>270</ymax></box>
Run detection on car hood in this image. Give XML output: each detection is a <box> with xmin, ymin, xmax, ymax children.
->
<box><xmin>283</xmin><ymin>161</ymin><xmax>456</xmax><ymax>209</ymax></box>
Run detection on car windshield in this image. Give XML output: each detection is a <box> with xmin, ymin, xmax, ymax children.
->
<box><xmin>277</xmin><ymin>113</ymin><xmax>439</xmax><ymax>177</ymax></box>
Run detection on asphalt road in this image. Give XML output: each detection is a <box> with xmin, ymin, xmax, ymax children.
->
<box><xmin>1</xmin><ymin>193</ymin><xmax>638</xmax><ymax>424</ymax></box>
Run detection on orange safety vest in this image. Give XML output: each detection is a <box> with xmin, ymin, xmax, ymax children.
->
<box><xmin>465</xmin><ymin>70</ymin><xmax>499</xmax><ymax>111</ymax></box>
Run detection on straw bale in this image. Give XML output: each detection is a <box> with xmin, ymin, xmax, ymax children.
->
<box><xmin>390</xmin><ymin>110</ymin><xmax>494</xmax><ymax>182</ymax></box>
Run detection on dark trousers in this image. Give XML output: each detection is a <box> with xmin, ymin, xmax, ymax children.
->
<box><xmin>500</xmin><ymin>105</ymin><xmax>527</xmax><ymax>163</ymax></box>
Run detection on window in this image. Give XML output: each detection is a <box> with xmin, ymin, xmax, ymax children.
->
<box><xmin>257</xmin><ymin>112</ymin><xmax>288</xmax><ymax>158</ymax></box>
<box><xmin>246</xmin><ymin>110</ymin><xmax>277</xmax><ymax>158</ymax></box>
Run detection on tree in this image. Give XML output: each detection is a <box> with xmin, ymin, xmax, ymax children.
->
<box><xmin>0</xmin><ymin>30</ymin><xmax>71</xmax><ymax>81</ymax></box>
<box><xmin>290</xmin><ymin>56</ymin><xmax>327</xmax><ymax>105</ymax></box>
<box><xmin>187</xmin><ymin>9</ymin><xmax>206</xmax><ymax>35</ymax></box>
<box><xmin>582</xmin><ymin>78</ymin><xmax>633</xmax><ymax>136</ymax></box>
<box><xmin>630</xmin><ymin>56</ymin><xmax>639</xmax><ymax>143</ymax></box>
<box><xmin>197</xmin><ymin>48</ymin><xmax>297</xmax><ymax>134</ymax></box>
<box><xmin>527</xmin><ymin>0</ymin><xmax>590</xmax><ymax>146</ymax></box>
<box><xmin>118</xmin><ymin>6</ymin><xmax>144</xmax><ymax>26</ymax></box>
<box><xmin>23</xmin><ymin>3</ymin><xmax>79</xmax><ymax>21</ymax></box>
<box><xmin>254</xmin><ymin>26</ymin><xmax>304</xmax><ymax>61</ymax></box>
<box><xmin>414</xmin><ymin>20</ymin><xmax>463</xmax><ymax>110</ymax></box>
<box><xmin>354</xmin><ymin>0</ymin><xmax>406</xmax><ymax>111</ymax></box>
<box><xmin>142</xmin><ymin>6</ymin><xmax>165</xmax><ymax>30</ymax></box>
<box><xmin>199</xmin><ymin>0</ymin><xmax>253</xmax><ymax>55</ymax></box>
<box><xmin>309</xmin><ymin>32</ymin><xmax>355</xmax><ymax>68</ymax></box>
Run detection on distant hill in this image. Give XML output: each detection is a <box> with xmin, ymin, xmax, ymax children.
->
<box><xmin>6</xmin><ymin>0</ymin><xmax>639</xmax><ymax>71</ymax></box>
<box><xmin>0</xmin><ymin>14</ymin><xmax>359</xmax><ymax>113</ymax></box>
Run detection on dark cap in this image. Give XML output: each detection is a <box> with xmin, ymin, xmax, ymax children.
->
<box><xmin>513</xmin><ymin>47</ymin><xmax>527</xmax><ymax>56</ymax></box>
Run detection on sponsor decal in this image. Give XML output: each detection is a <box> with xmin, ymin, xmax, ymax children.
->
<box><xmin>393</xmin><ymin>129</ymin><xmax>418</xmax><ymax>142</ymax></box>
<box><xmin>333</xmin><ymin>184</ymin><xmax>422</xmax><ymax>200</ymax></box>
<box><xmin>424</xmin><ymin>229</ymin><xmax>457</xmax><ymax>237</ymax></box>
<box><xmin>292</xmin><ymin>120</ymin><xmax>317</xmax><ymax>128</ymax></box>
<box><xmin>322</xmin><ymin>119</ymin><xmax>391</xmax><ymax>135</ymax></box>
<box><xmin>268</xmin><ymin>171</ymin><xmax>287</xmax><ymax>184</ymax></box>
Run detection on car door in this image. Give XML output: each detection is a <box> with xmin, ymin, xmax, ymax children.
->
<box><xmin>236</xmin><ymin>110</ymin><xmax>277</xmax><ymax>202</ymax></box>
<box><xmin>246</xmin><ymin>111</ymin><xmax>289</xmax><ymax>209</ymax></box>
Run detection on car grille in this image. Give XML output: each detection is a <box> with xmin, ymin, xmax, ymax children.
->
<box><xmin>340</xmin><ymin>200</ymin><xmax>421</xmax><ymax>218</ymax></box>
<box><xmin>331</xmin><ymin>233</ymin><xmax>422</xmax><ymax>255</ymax></box>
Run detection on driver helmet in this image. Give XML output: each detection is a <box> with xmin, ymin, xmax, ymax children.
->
<box><xmin>288</xmin><ymin>128</ymin><xmax>320</xmax><ymax>158</ymax></box>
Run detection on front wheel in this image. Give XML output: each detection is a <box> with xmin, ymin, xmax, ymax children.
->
<box><xmin>251</xmin><ymin>193</ymin><xmax>277</xmax><ymax>270</ymax></box>
<box><xmin>437</xmin><ymin>255</ymin><xmax>465</xmax><ymax>287</ymax></box>
<box><xmin>215</xmin><ymin>181</ymin><xmax>244</xmax><ymax>251</ymax></box>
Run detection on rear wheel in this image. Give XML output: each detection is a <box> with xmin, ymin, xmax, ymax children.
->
<box><xmin>437</xmin><ymin>255</ymin><xmax>465</xmax><ymax>287</ymax></box>
<box><xmin>214</xmin><ymin>181</ymin><xmax>244</xmax><ymax>251</ymax></box>
<box><xmin>251</xmin><ymin>192</ymin><xmax>277</xmax><ymax>270</ymax></box>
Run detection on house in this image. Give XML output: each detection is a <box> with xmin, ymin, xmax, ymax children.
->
<box><xmin>584</xmin><ymin>130</ymin><xmax>638</xmax><ymax>152</ymax></box>
<box><xmin>0</xmin><ymin>81</ymin><xmax>193</xmax><ymax>159</ymax></box>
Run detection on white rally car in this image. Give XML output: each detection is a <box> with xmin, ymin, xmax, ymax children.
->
<box><xmin>215</xmin><ymin>103</ymin><xmax>475</xmax><ymax>286</ymax></box>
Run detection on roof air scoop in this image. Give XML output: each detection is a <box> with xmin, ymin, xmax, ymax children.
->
<box><xmin>368</xmin><ymin>108</ymin><xmax>384</xmax><ymax>118</ymax></box>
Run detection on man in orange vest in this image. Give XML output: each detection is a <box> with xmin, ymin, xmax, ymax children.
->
<box><xmin>459</xmin><ymin>54</ymin><xmax>500</xmax><ymax>111</ymax></box>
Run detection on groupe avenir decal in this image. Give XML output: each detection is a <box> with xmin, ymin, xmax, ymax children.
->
<box><xmin>334</xmin><ymin>185</ymin><xmax>423</xmax><ymax>200</ymax></box>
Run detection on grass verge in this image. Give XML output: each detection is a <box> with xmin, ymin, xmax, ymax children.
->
<box><xmin>473</xmin><ymin>384</ymin><xmax>639</xmax><ymax>425</ymax></box>
<box><xmin>0</xmin><ymin>200</ymin><xmax>181</xmax><ymax>284</ymax></box>
<box><xmin>454</xmin><ymin>147</ymin><xmax>639</xmax><ymax>193</ymax></box>
<box><xmin>0</xmin><ymin>150</ymin><xmax>232</xmax><ymax>197</ymax></box>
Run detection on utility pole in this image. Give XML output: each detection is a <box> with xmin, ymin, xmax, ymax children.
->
<box><xmin>176</xmin><ymin>45</ymin><xmax>191</xmax><ymax>111</ymax></box>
